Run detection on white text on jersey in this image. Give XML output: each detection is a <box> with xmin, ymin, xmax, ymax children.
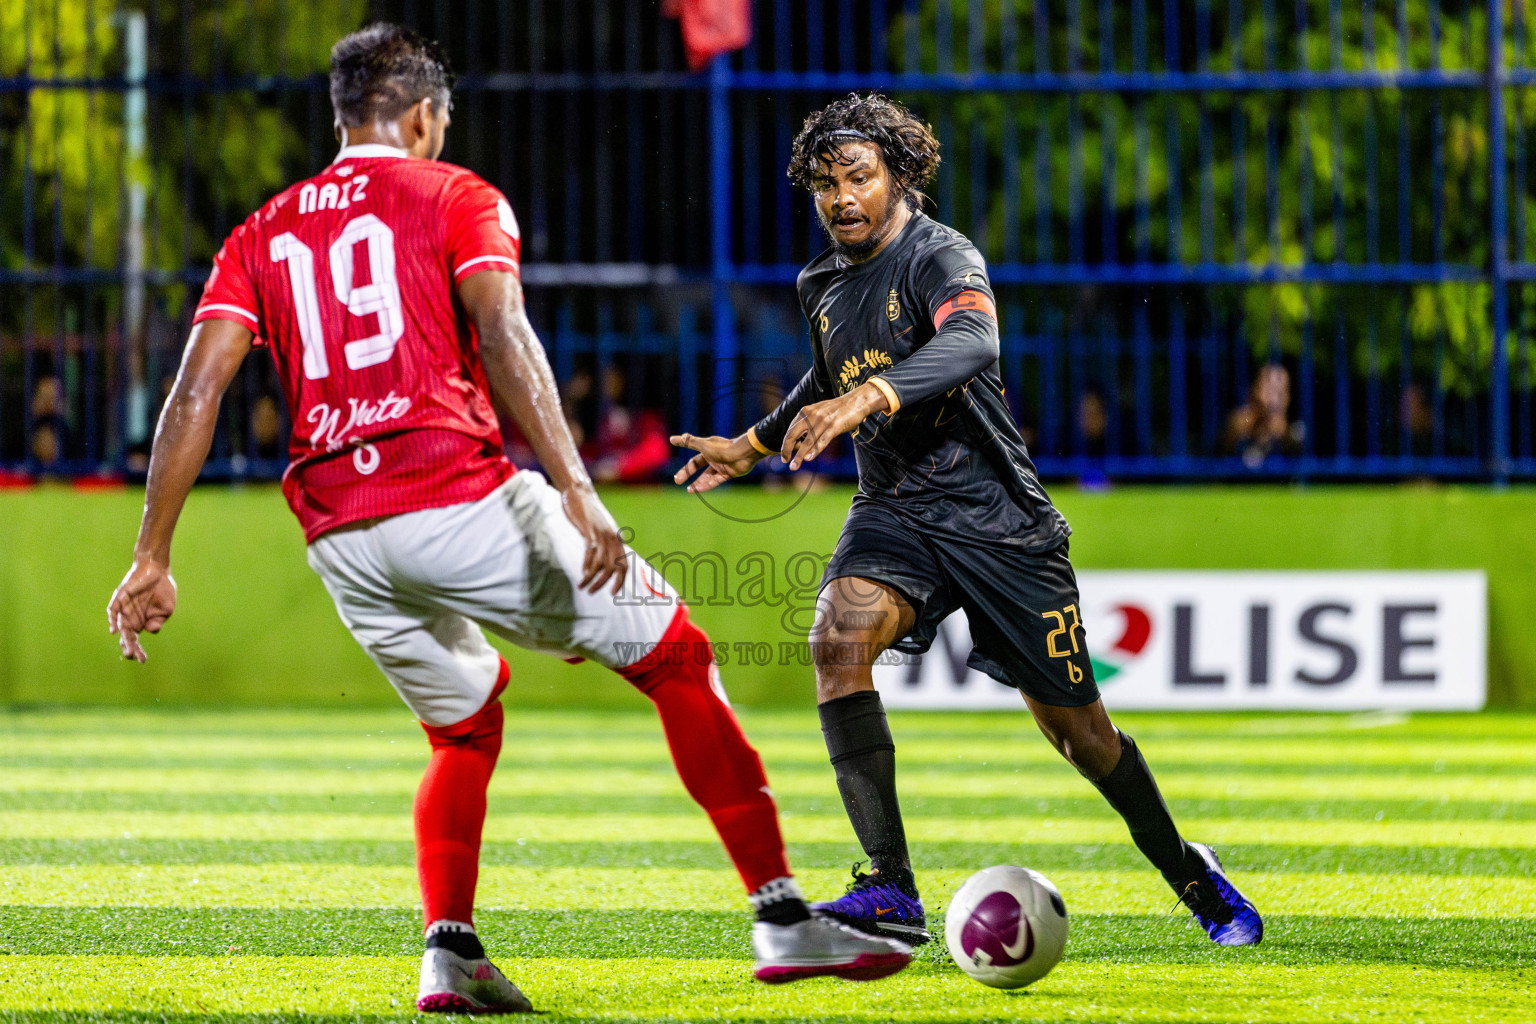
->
<box><xmin>298</xmin><ymin>175</ymin><xmax>370</xmax><ymax>215</ymax></box>
<box><xmin>307</xmin><ymin>390</ymin><xmax>412</xmax><ymax>450</ymax></box>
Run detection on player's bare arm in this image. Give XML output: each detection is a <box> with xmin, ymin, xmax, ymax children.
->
<box><xmin>458</xmin><ymin>269</ymin><xmax>626</xmax><ymax>595</ymax></box>
<box><xmin>108</xmin><ymin>317</ymin><xmax>254</xmax><ymax>661</ymax></box>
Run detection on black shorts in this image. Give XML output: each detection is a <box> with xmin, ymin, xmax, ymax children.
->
<box><xmin>821</xmin><ymin>499</ymin><xmax>1100</xmax><ymax>707</ymax></box>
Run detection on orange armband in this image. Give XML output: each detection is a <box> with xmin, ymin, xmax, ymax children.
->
<box><xmin>932</xmin><ymin>289</ymin><xmax>998</xmax><ymax>329</ymax></box>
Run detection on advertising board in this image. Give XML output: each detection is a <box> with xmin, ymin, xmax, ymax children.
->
<box><xmin>873</xmin><ymin>572</ymin><xmax>1487</xmax><ymax>711</ymax></box>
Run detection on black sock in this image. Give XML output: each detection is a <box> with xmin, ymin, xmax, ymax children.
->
<box><xmin>818</xmin><ymin>690</ymin><xmax>915</xmax><ymax>892</ymax></box>
<box><xmin>426</xmin><ymin>921</ymin><xmax>486</xmax><ymax>960</ymax></box>
<box><xmin>756</xmin><ymin>899</ymin><xmax>812</xmax><ymax>925</ymax></box>
<box><xmin>1087</xmin><ymin>732</ymin><xmax>1205</xmax><ymax>891</ymax></box>
<box><xmin>750</xmin><ymin>877</ymin><xmax>813</xmax><ymax>925</ymax></box>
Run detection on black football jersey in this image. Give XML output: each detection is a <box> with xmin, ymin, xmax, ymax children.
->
<box><xmin>753</xmin><ymin>212</ymin><xmax>1069</xmax><ymax>552</ymax></box>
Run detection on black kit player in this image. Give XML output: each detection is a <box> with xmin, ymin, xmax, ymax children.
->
<box><xmin>672</xmin><ymin>94</ymin><xmax>1263</xmax><ymax>947</ymax></box>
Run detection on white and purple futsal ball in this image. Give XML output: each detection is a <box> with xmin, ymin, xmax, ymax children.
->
<box><xmin>945</xmin><ymin>865</ymin><xmax>1069</xmax><ymax>989</ymax></box>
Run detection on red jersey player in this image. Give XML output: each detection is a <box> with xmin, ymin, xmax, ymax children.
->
<box><xmin>106</xmin><ymin>23</ymin><xmax>908</xmax><ymax>1013</ymax></box>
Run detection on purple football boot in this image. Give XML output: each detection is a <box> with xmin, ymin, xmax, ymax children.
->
<box><xmin>812</xmin><ymin>864</ymin><xmax>930</xmax><ymax>945</ymax></box>
<box><xmin>1178</xmin><ymin>842</ymin><xmax>1263</xmax><ymax>946</ymax></box>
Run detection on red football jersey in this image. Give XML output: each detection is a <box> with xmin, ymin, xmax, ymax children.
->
<box><xmin>194</xmin><ymin>144</ymin><xmax>521</xmax><ymax>541</ymax></box>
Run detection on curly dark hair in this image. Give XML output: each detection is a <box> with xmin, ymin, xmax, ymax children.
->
<box><xmin>330</xmin><ymin>23</ymin><xmax>454</xmax><ymax>129</ymax></box>
<box><xmin>787</xmin><ymin>93</ymin><xmax>941</xmax><ymax>210</ymax></box>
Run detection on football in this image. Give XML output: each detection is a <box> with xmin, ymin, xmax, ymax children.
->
<box><xmin>945</xmin><ymin>865</ymin><xmax>1069</xmax><ymax>989</ymax></box>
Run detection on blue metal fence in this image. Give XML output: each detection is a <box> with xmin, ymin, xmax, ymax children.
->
<box><xmin>4</xmin><ymin>0</ymin><xmax>1535</xmax><ymax>481</ymax></box>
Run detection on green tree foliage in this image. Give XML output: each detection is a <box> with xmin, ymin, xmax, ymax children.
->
<box><xmin>1</xmin><ymin>1</ymin><xmax>126</xmax><ymax>273</ymax></box>
<box><xmin>1</xmin><ymin>0</ymin><xmax>363</xmax><ymax>317</ymax></box>
<box><xmin>891</xmin><ymin>0</ymin><xmax>1534</xmax><ymax>395</ymax></box>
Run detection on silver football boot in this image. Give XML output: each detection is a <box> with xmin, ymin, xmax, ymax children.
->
<box><xmin>416</xmin><ymin>946</ymin><xmax>534</xmax><ymax>1014</ymax></box>
<box><xmin>752</xmin><ymin>912</ymin><xmax>913</xmax><ymax>984</ymax></box>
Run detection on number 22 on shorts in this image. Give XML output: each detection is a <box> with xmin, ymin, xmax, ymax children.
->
<box><xmin>1041</xmin><ymin>604</ymin><xmax>1085</xmax><ymax>684</ymax></box>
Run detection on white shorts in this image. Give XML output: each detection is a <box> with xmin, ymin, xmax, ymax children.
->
<box><xmin>306</xmin><ymin>472</ymin><xmax>681</xmax><ymax>727</ymax></box>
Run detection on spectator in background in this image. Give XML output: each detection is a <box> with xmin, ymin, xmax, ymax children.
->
<box><xmin>1399</xmin><ymin>381</ymin><xmax>1435</xmax><ymax>455</ymax></box>
<box><xmin>125</xmin><ymin>373</ymin><xmax>177</xmax><ymax>474</ymax></box>
<box><xmin>1222</xmin><ymin>363</ymin><xmax>1305</xmax><ymax>468</ymax></box>
<box><xmin>498</xmin><ymin>371</ymin><xmax>588</xmax><ymax>472</ymax></box>
<box><xmin>251</xmin><ymin>394</ymin><xmax>285</xmax><ymax>460</ymax></box>
<box><xmin>561</xmin><ymin>367</ymin><xmax>595</xmax><ymax>446</ymax></box>
<box><xmin>500</xmin><ymin>420</ymin><xmax>538</xmax><ymax>470</ymax></box>
<box><xmin>29</xmin><ymin>377</ymin><xmax>69</xmax><ymax>468</ymax></box>
<box><xmin>1076</xmin><ymin>388</ymin><xmax>1111</xmax><ymax>490</ymax></box>
<box><xmin>584</xmin><ymin>365</ymin><xmax>671</xmax><ymax>483</ymax></box>
<box><xmin>1078</xmin><ymin>389</ymin><xmax>1109</xmax><ymax>459</ymax></box>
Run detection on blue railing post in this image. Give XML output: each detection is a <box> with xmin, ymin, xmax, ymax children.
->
<box><xmin>8</xmin><ymin>2</ymin><xmax>1536</xmax><ymax>481</ymax></box>
<box><xmin>709</xmin><ymin>54</ymin><xmax>738</xmax><ymax>437</ymax></box>
<box><xmin>1489</xmin><ymin>0</ymin><xmax>1512</xmax><ymax>481</ymax></box>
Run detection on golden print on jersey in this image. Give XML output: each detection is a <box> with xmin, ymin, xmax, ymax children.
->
<box><xmin>1042</xmin><ymin>604</ymin><xmax>1085</xmax><ymax>684</ymax></box>
<box><xmin>886</xmin><ymin>289</ymin><xmax>901</xmax><ymax>321</ymax></box>
<box><xmin>837</xmin><ymin>348</ymin><xmax>894</xmax><ymax>393</ymax></box>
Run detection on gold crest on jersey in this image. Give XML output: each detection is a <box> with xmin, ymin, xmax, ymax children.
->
<box><xmin>886</xmin><ymin>289</ymin><xmax>900</xmax><ymax>321</ymax></box>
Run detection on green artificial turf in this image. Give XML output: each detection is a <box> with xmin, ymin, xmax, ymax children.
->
<box><xmin>0</xmin><ymin>708</ymin><xmax>1533</xmax><ymax>1023</ymax></box>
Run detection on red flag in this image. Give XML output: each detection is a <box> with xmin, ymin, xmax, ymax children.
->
<box><xmin>664</xmin><ymin>0</ymin><xmax>752</xmax><ymax>70</ymax></box>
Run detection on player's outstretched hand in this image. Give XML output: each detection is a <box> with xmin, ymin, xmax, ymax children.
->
<box><xmin>107</xmin><ymin>559</ymin><xmax>178</xmax><ymax>663</ymax></box>
<box><xmin>562</xmin><ymin>485</ymin><xmax>629</xmax><ymax>595</ymax></box>
<box><xmin>671</xmin><ymin>433</ymin><xmax>764</xmax><ymax>493</ymax></box>
<box><xmin>781</xmin><ymin>383</ymin><xmax>891</xmax><ymax>470</ymax></box>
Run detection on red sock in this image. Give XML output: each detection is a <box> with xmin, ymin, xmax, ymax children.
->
<box><xmin>619</xmin><ymin>607</ymin><xmax>792</xmax><ymax>893</ymax></box>
<box><xmin>414</xmin><ymin>660</ymin><xmax>508</xmax><ymax>929</ymax></box>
